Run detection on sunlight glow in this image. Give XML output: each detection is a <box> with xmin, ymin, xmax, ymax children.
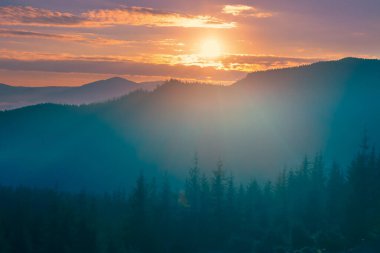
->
<box><xmin>199</xmin><ymin>39</ymin><xmax>223</xmax><ymax>58</ymax></box>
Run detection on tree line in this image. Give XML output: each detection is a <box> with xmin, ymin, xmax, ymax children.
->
<box><xmin>0</xmin><ymin>140</ymin><xmax>380</xmax><ymax>253</ymax></box>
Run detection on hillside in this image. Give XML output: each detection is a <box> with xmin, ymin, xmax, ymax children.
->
<box><xmin>1</xmin><ymin>58</ymin><xmax>380</xmax><ymax>191</ymax></box>
<box><xmin>0</xmin><ymin>77</ymin><xmax>161</xmax><ymax>110</ymax></box>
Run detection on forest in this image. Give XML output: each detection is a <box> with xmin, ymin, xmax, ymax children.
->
<box><xmin>0</xmin><ymin>139</ymin><xmax>379</xmax><ymax>253</ymax></box>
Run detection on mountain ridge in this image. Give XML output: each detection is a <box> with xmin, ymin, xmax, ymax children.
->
<box><xmin>0</xmin><ymin>77</ymin><xmax>162</xmax><ymax>110</ymax></box>
<box><xmin>1</xmin><ymin>58</ymin><xmax>380</xmax><ymax>191</ymax></box>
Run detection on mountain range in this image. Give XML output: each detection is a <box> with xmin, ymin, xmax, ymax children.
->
<box><xmin>0</xmin><ymin>57</ymin><xmax>380</xmax><ymax>192</ymax></box>
<box><xmin>0</xmin><ymin>77</ymin><xmax>161</xmax><ymax>110</ymax></box>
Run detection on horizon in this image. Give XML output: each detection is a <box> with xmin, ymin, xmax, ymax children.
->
<box><xmin>1</xmin><ymin>56</ymin><xmax>378</xmax><ymax>87</ymax></box>
<box><xmin>2</xmin><ymin>0</ymin><xmax>380</xmax><ymax>86</ymax></box>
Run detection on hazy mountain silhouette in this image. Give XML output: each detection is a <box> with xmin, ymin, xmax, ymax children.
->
<box><xmin>1</xmin><ymin>57</ymin><xmax>380</xmax><ymax>192</ymax></box>
<box><xmin>0</xmin><ymin>77</ymin><xmax>161</xmax><ymax>110</ymax></box>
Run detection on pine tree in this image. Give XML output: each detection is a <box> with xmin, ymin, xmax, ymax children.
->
<box><xmin>225</xmin><ymin>173</ymin><xmax>237</xmax><ymax>235</ymax></box>
<box><xmin>185</xmin><ymin>153</ymin><xmax>200</xmax><ymax>213</ymax></box>
<box><xmin>306</xmin><ymin>153</ymin><xmax>326</xmax><ymax>232</ymax></box>
<box><xmin>210</xmin><ymin>159</ymin><xmax>226</xmax><ymax>245</ymax></box>
<box><xmin>158</xmin><ymin>172</ymin><xmax>173</xmax><ymax>253</ymax></box>
<box><xmin>125</xmin><ymin>172</ymin><xmax>150</xmax><ymax>252</ymax></box>
<box><xmin>346</xmin><ymin>136</ymin><xmax>372</xmax><ymax>242</ymax></box>
<box><xmin>211</xmin><ymin>159</ymin><xmax>225</xmax><ymax>218</ymax></box>
<box><xmin>326</xmin><ymin>162</ymin><xmax>345</xmax><ymax>226</ymax></box>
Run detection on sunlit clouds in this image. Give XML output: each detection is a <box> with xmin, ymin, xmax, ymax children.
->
<box><xmin>0</xmin><ymin>29</ymin><xmax>129</xmax><ymax>46</ymax></box>
<box><xmin>84</xmin><ymin>7</ymin><xmax>235</xmax><ymax>28</ymax></box>
<box><xmin>222</xmin><ymin>5</ymin><xmax>273</xmax><ymax>18</ymax></box>
<box><xmin>0</xmin><ymin>48</ymin><xmax>319</xmax><ymax>81</ymax></box>
<box><xmin>0</xmin><ymin>6</ymin><xmax>235</xmax><ymax>28</ymax></box>
<box><xmin>0</xmin><ymin>6</ymin><xmax>84</xmax><ymax>27</ymax></box>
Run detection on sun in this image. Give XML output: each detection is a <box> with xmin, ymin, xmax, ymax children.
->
<box><xmin>199</xmin><ymin>39</ymin><xmax>222</xmax><ymax>58</ymax></box>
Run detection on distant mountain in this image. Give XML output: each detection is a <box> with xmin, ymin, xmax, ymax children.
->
<box><xmin>0</xmin><ymin>77</ymin><xmax>162</xmax><ymax>110</ymax></box>
<box><xmin>1</xmin><ymin>58</ymin><xmax>380</xmax><ymax>192</ymax></box>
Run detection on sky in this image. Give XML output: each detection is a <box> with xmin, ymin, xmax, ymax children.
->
<box><xmin>1</xmin><ymin>0</ymin><xmax>380</xmax><ymax>86</ymax></box>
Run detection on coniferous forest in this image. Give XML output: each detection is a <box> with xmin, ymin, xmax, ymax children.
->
<box><xmin>1</xmin><ymin>140</ymin><xmax>380</xmax><ymax>253</ymax></box>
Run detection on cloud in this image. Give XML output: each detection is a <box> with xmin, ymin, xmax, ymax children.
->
<box><xmin>0</xmin><ymin>28</ymin><xmax>129</xmax><ymax>45</ymax></box>
<box><xmin>0</xmin><ymin>6</ymin><xmax>84</xmax><ymax>26</ymax></box>
<box><xmin>221</xmin><ymin>54</ymin><xmax>318</xmax><ymax>65</ymax></box>
<box><xmin>84</xmin><ymin>7</ymin><xmax>235</xmax><ymax>28</ymax></box>
<box><xmin>0</xmin><ymin>6</ymin><xmax>235</xmax><ymax>28</ymax></box>
<box><xmin>0</xmin><ymin>58</ymin><xmax>243</xmax><ymax>81</ymax></box>
<box><xmin>0</xmin><ymin>50</ymin><xmax>242</xmax><ymax>81</ymax></box>
<box><xmin>220</xmin><ymin>54</ymin><xmax>319</xmax><ymax>71</ymax></box>
<box><xmin>0</xmin><ymin>29</ymin><xmax>189</xmax><ymax>49</ymax></box>
<box><xmin>141</xmin><ymin>53</ymin><xmax>320</xmax><ymax>72</ymax></box>
<box><xmin>222</xmin><ymin>5</ymin><xmax>273</xmax><ymax>18</ymax></box>
<box><xmin>0</xmin><ymin>28</ymin><xmax>69</xmax><ymax>39</ymax></box>
<box><xmin>0</xmin><ymin>49</ymin><xmax>320</xmax><ymax>80</ymax></box>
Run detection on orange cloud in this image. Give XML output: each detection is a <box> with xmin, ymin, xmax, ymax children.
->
<box><xmin>0</xmin><ymin>58</ymin><xmax>243</xmax><ymax>82</ymax></box>
<box><xmin>84</xmin><ymin>7</ymin><xmax>235</xmax><ymax>28</ymax></box>
<box><xmin>220</xmin><ymin>54</ymin><xmax>319</xmax><ymax>69</ymax></box>
<box><xmin>222</xmin><ymin>5</ymin><xmax>273</xmax><ymax>18</ymax></box>
<box><xmin>0</xmin><ymin>6</ymin><xmax>84</xmax><ymax>26</ymax></box>
<box><xmin>0</xmin><ymin>29</ymin><xmax>189</xmax><ymax>50</ymax></box>
<box><xmin>0</xmin><ymin>29</ymin><xmax>128</xmax><ymax>45</ymax></box>
<box><xmin>0</xmin><ymin>49</ymin><xmax>321</xmax><ymax>76</ymax></box>
<box><xmin>0</xmin><ymin>6</ymin><xmax>235</xmax><ymax>28</ymax></box>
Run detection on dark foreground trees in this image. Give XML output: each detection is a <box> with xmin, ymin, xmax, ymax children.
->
<box><xmin>0</xmin><ymin>144</ymin><xmax>380</xmax><ymax>253</ymax></box>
